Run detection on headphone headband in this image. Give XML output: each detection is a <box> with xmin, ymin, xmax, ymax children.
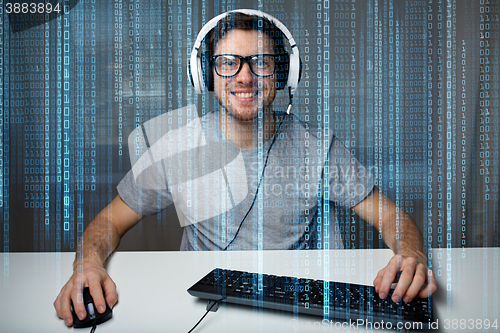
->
<box><xmin>188</xmin><ymin>9</ymin><xmax>301</xmax><ymax>95</ymax></box>
<box><xmin>192</xmin><ymin>9</ymin><xmax>297</xmax><ymax>53</ymax></box>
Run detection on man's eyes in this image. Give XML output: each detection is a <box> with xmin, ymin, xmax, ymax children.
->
<box><xmin>252</xmin><ymin>57</ymin><xmax>271</xmax><ymax>67</ymax></box>
<box><xmin>221</xmin><ymin>57</ymin><xmax>237</xmax><ymax>66</ymax></box>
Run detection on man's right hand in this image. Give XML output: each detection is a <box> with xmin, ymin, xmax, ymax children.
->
<box><xmin>53</xmin><ymin>195</ymin><xmax>142</xmax><ymax>327</ymax></box>
<box><xmin>53</xmin><ymin>261</ymin><xmax>118</xmax><ymax>327</ymax></box>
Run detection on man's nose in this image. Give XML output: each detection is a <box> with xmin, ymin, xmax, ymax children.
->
<box><xmin>235</xmin><ymin>62</ymin><xmax>255</xmax><ymax>81</ymax></box>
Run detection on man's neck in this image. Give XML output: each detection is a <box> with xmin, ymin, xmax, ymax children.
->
<box><xmin>218</xmin><ymin>109</ymin><xmax>276</xmax><ymax>150</ymax></box>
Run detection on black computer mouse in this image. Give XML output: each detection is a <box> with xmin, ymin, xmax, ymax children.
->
<box><xmin>72</xmin><ymin>288</ymin><xmax>113</xmax><ymax>328</ymax></box>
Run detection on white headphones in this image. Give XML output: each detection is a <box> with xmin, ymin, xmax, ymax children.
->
<box><xmin>188</xmin><ymin>9</ymin><xmax>301</xmax><ymax>97</ymax></box>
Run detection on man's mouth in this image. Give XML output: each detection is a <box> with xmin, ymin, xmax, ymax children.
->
<box><xmin>231</xmin><ymin>91</ymin><xmax>260</xmax><ymax>98</ymax></box>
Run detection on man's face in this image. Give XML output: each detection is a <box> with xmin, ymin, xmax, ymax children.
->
<box><xmin>213</xmin><ymin>29</ymin><xmax>277</xmax><ymax>121</ymax></box>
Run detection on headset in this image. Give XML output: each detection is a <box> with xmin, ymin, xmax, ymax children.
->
<box><xmin>188</xmin><ymin>9</ymin><xmax>302</xmax><ymax>113</ymax></box>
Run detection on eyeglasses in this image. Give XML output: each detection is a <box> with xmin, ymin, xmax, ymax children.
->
<box><xmin>212</xmin><ymin>54</ymin><xmax>277</xmax><ymax>78</ymax></box>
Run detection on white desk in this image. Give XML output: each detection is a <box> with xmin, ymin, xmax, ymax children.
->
<box><xmin>0</xmin><ymin>248</ymin><xmax>498</xmax><ymax>332</ymax></box>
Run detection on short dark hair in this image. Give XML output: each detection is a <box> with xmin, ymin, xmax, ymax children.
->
<box><xmin>201</xmin><ymin>12</ymin><xmax>290</xmax><ymax>90</ymax></box>
<box><xmin>207</xmin><ymin>12</ymin><xmax>287</xmax><ymax>59</ymax></box>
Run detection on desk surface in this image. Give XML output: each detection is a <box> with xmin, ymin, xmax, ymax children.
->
<box><xmin>1</xmin><ymin>248</ymin><xmax>499</xmax><ymax>332</ymax></box>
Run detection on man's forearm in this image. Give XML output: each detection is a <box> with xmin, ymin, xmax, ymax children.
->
<box><xmin>362</xmin><ymin>190</ymin><xmax>438</xmax><ymax>300</ymax></box>
<box><xmin>73</xmin><ymin>209</ymin><xmax>122</xmax><ymax>271</ymax></box>
<box><xmin>353</xmin><ymin>188</ymin><xmax>426</xmax><ymax>262</ymax></box>
<box><xmin>378</xmin><ymin>205</ymin><xmax>426</xmax><ymax>262</ymax></box>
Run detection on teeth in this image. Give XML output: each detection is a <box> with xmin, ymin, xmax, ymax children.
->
<box><xmin>234</xmin><ymin>92</ymin><xmax>257</xmax><ymax>98</ymax></box>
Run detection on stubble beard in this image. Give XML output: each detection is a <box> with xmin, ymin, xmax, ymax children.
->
<box><xmin>219</xmin><ymin>88</ymin><xmax>278</xmax><ymax>124</ymax></box>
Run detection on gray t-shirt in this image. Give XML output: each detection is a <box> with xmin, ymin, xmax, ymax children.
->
<box><xmin>117</xmin><ymin>111</ymin><xmax>374</xmax><ymax>251</ymax></box>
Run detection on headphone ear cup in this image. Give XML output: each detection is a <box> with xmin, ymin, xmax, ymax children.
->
<box><xmin>189</xmin><ymin>48</ymin><xmax>202</xmax><ymax>94</ymax></box>
<box><xmin>188</xmin><ymin>61</ymin><xmax>194</xmax><ymax>89</ymax></box>
<box><xmin>275</xmin><ymin>53</ymin><xmax>289</xmax><ymax>90</ymax></box>
<box><xmin>208</xmin><ymin>69</ymin><xmax>214</xmax><ymax>91</ymax></box>
<box><xmin>200</xmin><ymin>50</ymin><xmax>214</xmax><ymax>92</ymax></box>
<box><xmin>196</xmin><ymin>56</ymin><xmax>206</xmax><ymax>92</ymax></box>
<box><xmin>207</xmin><ymin>55</ymin><xmax>214</xmax><ymax>92</ymax></box>
<box><xmin>297</xmin><ymin>56</ymin><xmax>302</xmax><ymax>84</ymax></box>
<box><xmin>286</xmin><ymin>49</ymin><xmax>301</xmax><ymax>93</ymax></box>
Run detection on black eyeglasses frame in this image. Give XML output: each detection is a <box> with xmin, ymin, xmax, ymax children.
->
<box><xmin>211</xmin><ymin>54</ymin><xmax>278</xmax><ymax>78</ymax></box>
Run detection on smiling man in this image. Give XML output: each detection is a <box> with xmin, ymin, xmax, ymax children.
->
<box><xmin>54</xmin><ymin>10</ymin><xmax>436</xmax><ymax>327</ymax></box>
<box><xmin>209</xmin><ymin>18</ymin><xmax>281</xmax><ymax>149</ymax></box>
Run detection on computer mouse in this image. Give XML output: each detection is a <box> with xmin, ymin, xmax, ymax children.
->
<box><xmin>72</xmin><ymin>288</ymin><xmax>113</xmax><ymax>328</ymax></box>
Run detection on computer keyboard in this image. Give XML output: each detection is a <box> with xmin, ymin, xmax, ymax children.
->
<box><xmin>187</xmin><ymin>268</ymin><xmax>434</xmax><ymax>330</ymax></box>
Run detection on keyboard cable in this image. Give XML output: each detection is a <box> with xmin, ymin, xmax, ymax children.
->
<box><xmin>187</xmin><ymin>299</ymin><xmax>222</xmax><ymax>333</ymax></box>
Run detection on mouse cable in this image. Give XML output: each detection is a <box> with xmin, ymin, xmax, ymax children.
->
<box><xmin>187</xmin><ymin>299</ymin><xmax>222</xmax><ymax>333</ymax></box>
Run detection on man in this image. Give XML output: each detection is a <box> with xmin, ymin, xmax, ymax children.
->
<box><xmin>54</xmin><ymin>10</ymin><xmax>436</xmax><ymax>326</ymax></box>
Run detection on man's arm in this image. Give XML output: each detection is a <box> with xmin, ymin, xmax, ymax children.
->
<box><xmin>53</xmin><ymin>195</ymin><xmax>142</xmax><ymax>326</ymax></box>
<box><xmin>352</xmin><ymin>187</ymin><xmax>437</xmax><ymax>303</ymax></box>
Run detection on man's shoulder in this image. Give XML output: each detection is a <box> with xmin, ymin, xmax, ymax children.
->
<box><xmin>276</xmin><ymin>112</ymin><xmax>328</xmax><ymax>141</ymax></box>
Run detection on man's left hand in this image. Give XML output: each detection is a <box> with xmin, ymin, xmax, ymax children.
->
<box><xmin>373</xmin><ymin>254</ymin><xmax>437</xmax><ymax>303</ymax></box>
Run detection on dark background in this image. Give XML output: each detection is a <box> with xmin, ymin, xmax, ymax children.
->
<box><xmin>1</xmin><ymin>0</ymin><xmax>498</xmax><ymax>253</ymax></box>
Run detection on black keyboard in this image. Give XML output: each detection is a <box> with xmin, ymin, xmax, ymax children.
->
<box><xmin>187</xmin><ymin>268</ymin><xmax>434</xmax><ymax>330</ymax></box>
